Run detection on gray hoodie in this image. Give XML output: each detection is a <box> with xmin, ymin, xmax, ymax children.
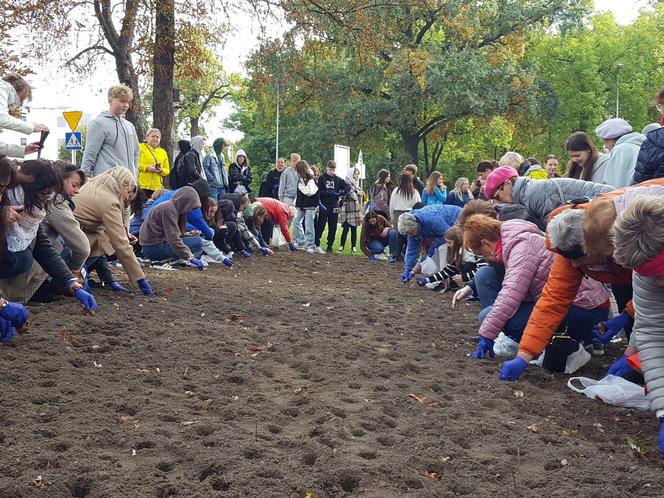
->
<box><xmin>81</xmin><ymin>111</ymin><xmax>140</xmax><ymax>177</ymax></box>
<box><xmin>603</xmin><ymin>131</ymin><xmax>646</xmax><ymax>188</ymax></box>
<box><xmin>278</xmin><ymin>166</ymin><xmax>299</xmax><ymax>204</ymax></box>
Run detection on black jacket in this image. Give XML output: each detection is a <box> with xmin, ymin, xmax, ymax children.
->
<box><xmin>171</xmin><ymin>141</ymin><xmax>202</xmax><ymax>189</ymax></box>
<box><xmin>296</xmin><ymin>178</ymin><xmax>320</xmax><ymax>209</ymax></box>
<box><xmin>259</xmin><ymin>169</ymin><xmax>283</xmax><ymax>198</ymax></box>
<box><xmin>633</xmin><ymin>127</ymin><xmax>664</xmax><ymax>184</ymax></box>
<box><xmin>413</xmin><ymin>176</ymin><xmax>425</xmax><ymax>195</ymax></box>
<box><xmin>318</xmin><ymin>173</ymin><xmax>350</xmax><ymax>207</ymax></box>
<box><xmin>229</xmin><ymin>163</ymin><xmax>253</xmax><ymax>193</ymax></box>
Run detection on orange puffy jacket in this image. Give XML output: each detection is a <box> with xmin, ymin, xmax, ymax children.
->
<box><xmin>518</xmin><ymin>178</ymin><xmax>664</xmax><ymax>358</ymax></box>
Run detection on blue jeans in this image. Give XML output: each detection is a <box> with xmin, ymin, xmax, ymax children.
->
<box><xmin>0</xmin><ymin>248</ymin><xmax>33</xmax><ymax>279</ymax></box>
<box><xmin>141</xmin><ymin>237</ymin><xmax>203</xmax><ymax>261</ymax></box>
<box><xmin>565</xmin><ymin>305</ymin><xmax>609</xmax><ymax>344</ymax></box>
<box><xmin>293</xmin><ymin>208</ymin><xmax>316</xmax><ymax>248</ymax></box>
<box><xmin>210</xmin><ymin>186</ymin><xmax>226</xmax><ymax>202</ymax></box>
<box><xmin>475</xmin><ymin>265</ymin><xmax>535</xmax><ymax>342</ymax></box>
<box><xmin>367</xmin><ymin>229</ymin><xmax>398</xmax><ymax>255</ymax></box>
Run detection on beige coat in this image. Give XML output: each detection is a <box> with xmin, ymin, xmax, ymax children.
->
<box><xmin>74</xmin><ymin>184</ymin><xmax>145</xmax><ymax>283</ymax></box>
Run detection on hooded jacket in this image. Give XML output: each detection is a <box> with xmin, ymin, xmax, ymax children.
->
<box><xmin>0</xmin><ymin>80</ymin><xmax>34</xmax><ymax>158</ymax></box>
<box><xmin>139</xmin><ymin>186</ymin><xmax>201</xmax><ymax>260</ymax></box>
<box><xmin>147</xmin><ymin>179</ymin><xmax>213</xmax><ymax>240</ymax></box>
<box><xmin>404</xmin><ymin>204</ymin><xmax>461</xmax><ymax>273</ymax></box>
<box><xmin>170</xmin><ymin>140</ymin><xmax>202</xmax><ymax>189</ymax></box>
<box><xmin>278</xmin><ymin>166</ymin><xmax>299</xmax><ymax>203</ymax></box>
<box><xmin>228</xmin><ymin>149</ymin><xmax>252</xmax><ymax>193</ymax></box>
<box><xmin>602</xmin><ymin>131</ymin><xmax>645</xmax><ymax>188</ymax></box>
<box><xmin>510</xmin><ymin>176</ymin><xmax>613</xmax><ymax>230</ymax></box>
<box><xmin>81</xmin><ymin>111</ymin><xmax>140</xmax><ymax>177</ymax></box>
<box><xmin>478</xmin><ymin>220</ymin><xmax>609</xmax><ymax>341</ymax></box>
<box><xmin>633</xmin><ymin>127</ymin><xmax>664</xmax><ymax>184</ymax></box>
<box><xmin>517</xmin><ymin>178</ymin><xmax>664</xmax><ymax>358</ymax></box>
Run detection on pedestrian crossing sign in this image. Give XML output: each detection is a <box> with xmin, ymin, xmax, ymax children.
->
<box><xmin>65</xmin><ymin>132</ymin><xmax>82</xmax><ymax>150</ymax></box>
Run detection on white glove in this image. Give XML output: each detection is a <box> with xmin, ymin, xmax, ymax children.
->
<box><xmin>452</xmin><ymin>285</ymin><xmax>472</xmax><ymax>308</ymax></box>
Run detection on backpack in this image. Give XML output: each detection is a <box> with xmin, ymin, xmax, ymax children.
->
<box><xmin>169</xmin><ymin>154</ymin><xmax>185</xmax><ymax>189</ymax></box>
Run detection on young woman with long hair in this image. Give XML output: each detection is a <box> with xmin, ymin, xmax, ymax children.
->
<box><xmin>370</xmin><ymin>169</ymin><xmax>393</xmax><ymax>219</ymax></box>
<box><xmin>565</xmin><ymin>131</ymin><xmax>609</xmax><ymax>183</ymax></box>
<box><xmin>389</xmin><ymin>171</ymin><xmax>421</xmax><ymax>261</ymax></box>
<box><xmin>293</xmin><ymin>160</ymin><xmax>320</xmax><ymax>253</ymax></box>
<box><xmin>446</xmin><ymin>177</ymin><xmax>474</xmax><ymax>207</ymax></box>
<box><xmin>422</xmin><ymin>171</ymin><xmax>447</xmax><ymax>205</ymax></box>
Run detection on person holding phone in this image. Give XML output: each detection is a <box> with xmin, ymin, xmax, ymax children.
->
<box><xmin>138</xmin><ymin>128</ymin><xmax>170</xmax><ymax>198</ymax></box>
<box><xmin>0</xmin><ymin>73</ymin><xmax>49</xmax><ymax>158</ymax></box>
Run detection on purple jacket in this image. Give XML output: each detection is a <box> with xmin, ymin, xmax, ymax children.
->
<box><xmin>479</xmin><ymin>220</ymin><xmax>609</xmax><ymax>340</ymax></box>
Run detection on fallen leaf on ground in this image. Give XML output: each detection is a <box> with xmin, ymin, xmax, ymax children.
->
<box><xmin>59</xmin><ymin>327</ymin><xmax>75</xmax><ymax>344</ymax></box>
<box><xmin>527</xmin><ymin>424</ymin><xmax>541</xmax><ymax>433</ymax></box>
<box><xmin>438</xmin><ymin>456</ymin><xmax>451</xmax><ymax>463</ymax></box>
<box><xmin>408</xmin><ymin>393</ymin><xmax>427</xmax><ymax>403</ymax></box>
<box><xmin>305</xmin><ymin>491</ymin><xmax>314</xmax><ymax>498</ymax></box>
<box><xmin>419</xmin><ymin>470</ymin><xmax>441</xmax><ymax>480</ymax></box>
<box><xmin>224</xmin><ymin>313</ymin><xmax>247</xmax><ymax>324</ymax></box>
<box><xmin>33</xmin><ymin>475</ymin><xmax>45</xmax><ymax>488</ymax></box>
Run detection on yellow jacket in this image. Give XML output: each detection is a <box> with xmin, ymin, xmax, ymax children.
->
<box><xmin>138</xmin><ymin>144</ymin><xmax>170</xmax><ymax>191</ymax></box>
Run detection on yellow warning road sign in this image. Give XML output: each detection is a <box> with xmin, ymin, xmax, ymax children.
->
<box><xmin>63</xmin><ymin>111</ymin><xmax>83</xmax><ymax>132</ymax></box>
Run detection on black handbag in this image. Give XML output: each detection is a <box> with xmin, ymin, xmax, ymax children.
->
<box><xmin>542</xmin><ymin>335</ymin><xmax>578</xmax><ymax>373</ymax></box>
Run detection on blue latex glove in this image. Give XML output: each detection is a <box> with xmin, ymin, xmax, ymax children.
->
<box><xmin>0</xmin><ymin>318</ymin><xmax>16</xmax><ymax>343</ymax></box>
<box><xmin>400</xmin><ymin>271</ymin><xmax>413</xmax><ymax>283</ymax></box>
<box><xmin>260</xmin><ymin>247</ymin><xmax>270</xmax><ymax>256</ymax></box>
<box><xmin>593</xmin><ymin>312</ymin><xmax>631</xmax><ymax>344</ymax></box>
<box><xmin>416</xmin><ymin>276</ymin><xmax>429</xmax><ymax>286</ymax></box>
<box><xmin>109</xmin><ymin>281</ymin><xmax>129</xmax><ymax>292</ymax></box>
<box><xmin>659</xmin><ymin>417</ymin><xmax>664</xmax><ymax>457</ymax></box>
<box><xmin>471</xmin><ymin>337</ymin><xmax>495</xmax><ymax>359</ymax></box>
<box><xmin>330</xmin><ymin>191</ymin><xmax>341</xmax><ymax>198</ymax></box>
<box><xmin>368</xmin><ymin>255</ymin><xmax>378</xmax><ymax>262</ymax></box>
<box><xmin>499</xmin><ymin>357</ymin><xmax>528</xmax><ymax>381</ymax></box>
<box><xmin>607</xmin><ymin>354</ymin><xmax>632</xmax><ymax>378</ymax></box>
<box><xmin>137</xmin><ymin>278</ymin><xmax>154</xmax><ymax>296</ymax></box>
<box><xmin>190</xmin><ymin>258</ymin><xmax>205</xmax><ymax>271</ymax></box>
<box><xmin>319</xmin><ymin>203</ymin><xmax>327</xmax><ymax>214</ymax></box>
<box><xmin>245</xmin><ymin>245</ymin><xmax>254</xmax><ymax>253</ymax></box>
<box><xmin>241</xmin><ymin>250</ymin><xmax>251</xmax><ymax>258</ymax></box>
<box><xmin>223</xmin><ymin>257</ymin><xmax>233</xmax><ymax>267</ymax></box>
<box><xmin>0</xmin><ymin>301</ymin><xmax>28</xmax><ymax>329</ymax></box>
<box><xmin>427</xmin><ymin>246</ymin><xmax>436</xmax><ymax>258</ymax></box>
<box><xmin>74</xmin><ymin>288</ymin><xmax>97</xmax><ymax>312</ymax></box>
<box><xmin>288</xmin><ymin>242</ymin><xmax>297</xmax><ymax>252</ymax></box>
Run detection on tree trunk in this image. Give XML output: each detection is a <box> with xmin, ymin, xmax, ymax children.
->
<box><xmin>190</xmin><ymin>116</ymin><xmax>200</xmax><ymax>137</ymax></box>
<box><xmin>115</xmin><ymin>52</ymin><xmax>145</xmax><ymax>139</ymax></box>
<box><xmin>153</xmin><ymin>0</ymin><xmax>175</xmax><ymax>165</ymax></box>
<box><xmin>402</xmin><ymin>131</ymin><xmax>419</xmax><ymax>165</ymax></box>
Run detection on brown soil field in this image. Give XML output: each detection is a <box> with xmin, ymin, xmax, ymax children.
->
<box><xmin>1</xmin><ymin>252</ymin><xmax>663</xmax><ymax>497</ymax></box>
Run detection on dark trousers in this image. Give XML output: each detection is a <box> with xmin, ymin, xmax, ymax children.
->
<box><xmin>0</xmin><ymin>248</ymin><xmax>33</xmax><ymax>279</ymax></box>
<box><xmin>340</xmin><ymin>222</ymin><xmax>357</xmax><ymax>248</ymax></box>
<box><xmin>316</xmin><ymin>207</ymin><xmax>338</xmax><ymax>248</ymax></box>
<box><xmin>142</xmin><ymin>189</ymin><xmax>155</xmax><ymax>199</ymax></box>
<box><xmin>213</xmin><ymin>221</ymin><xmax>242</xmax><ymax>253</ymax></box>
<box><xmin>261</xmin><ymin>218</ymin><xmax>275</xmax><ymax>245</ymax></box>
<box><xmin>612</xmin><ymin>283</ymin><xmax>634</xmax><ymax>338</ymax></box>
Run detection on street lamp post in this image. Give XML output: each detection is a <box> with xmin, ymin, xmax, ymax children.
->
<box><xmin>616</xmin><ymin>63</ymin><xmax>623</xmax><ymax>118</ymax></box>
<box><xmin>275</xmin><ymin>80</ymin><xmax>280</xmax><ymax>163</ymax></box>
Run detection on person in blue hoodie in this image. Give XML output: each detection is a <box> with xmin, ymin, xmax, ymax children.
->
<box><xmin>397</xmin><ymin>204</ymin><xmax>462</xmax><ymax>282</ymax></box>
<box><xmin>81</xmin><ymin>84</ymin><xmax>140</xmax><ymax>177</ymax></box>
<box><xmin>315</xmin><ymin>160</ymin><xmax>350</xmax><ymax>252</ymax></box>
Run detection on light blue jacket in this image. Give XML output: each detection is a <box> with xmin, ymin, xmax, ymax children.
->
<box><xmin>421</xmin><ymin>186</ymin><xmax>447</xmax><ymax>205</ymax></box>
<box><xmin>603</xmin><ymin>132</ymin><xmax>645</xmax><ymax>188</ymax></box>
<box><xmin>404</xmin><ymin>204</ymin><xmax>462</xmax><ymax>272</ymax></box>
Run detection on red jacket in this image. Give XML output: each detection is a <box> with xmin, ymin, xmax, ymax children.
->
<box><xmin>255</xmin><ymin>197</ymin><xmax>292</xmax><ymax>243</ymax></box>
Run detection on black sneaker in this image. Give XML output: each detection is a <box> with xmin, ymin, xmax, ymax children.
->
<box><xmin>326</xmin><ymin>246</ymin><xmax>333</xmax><ymax>253</ymax></box>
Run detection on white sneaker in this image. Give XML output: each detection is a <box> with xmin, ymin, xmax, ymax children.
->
<box><xmin>351</xmin><ymin>248</ymin><xmax>357</xmax><ymax>253</ymax></box>
<box><xmin>314</xmin><ymin>246</ymin><xmax>326</xmax><ymax>254</ymax></box>
<box><xmin>338</xmin><ymin>246</ymin><xmax>344</xmax><ymax>252</ymax></box>
<box><xmin>307</xmin><ymin>247</ymin><xmax>315</xmax><ymax>253</ymax></box>
<box><xmin>297</xmin><ymin>245</ymin><xmax>308</xmax><ymax>251</ymax></box>
<box><xmin>201</xmin><ymin>254</ymin><xmax>222</xmax><ymax>264</ymax></box>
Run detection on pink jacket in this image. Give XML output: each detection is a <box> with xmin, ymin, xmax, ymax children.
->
<box><xmin>479</xmin><ymin>220</ymin><xmax>609</xmax><ymax>340</ymax></box>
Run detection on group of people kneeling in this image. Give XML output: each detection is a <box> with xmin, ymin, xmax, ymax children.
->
<box><xmin>373</xmin><ymin>165</ymin><xmax>664</xmax><ymax>455</ymax></box>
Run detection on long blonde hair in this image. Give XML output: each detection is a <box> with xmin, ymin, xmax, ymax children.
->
<box><xmin>83</xmin><ymin>167</ymin><xmax>137</xmax><ymax>202</ymax></box>
<box><xmin>452</xmin><ymin>177</ymin><xmax>474</xmax><ymax>200</ymax></box>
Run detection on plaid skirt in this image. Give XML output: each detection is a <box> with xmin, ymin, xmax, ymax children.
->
<box><xmin>339</xmin><ymin>197</ymin><xmax>363</xmax><ymax>226</ymax></box>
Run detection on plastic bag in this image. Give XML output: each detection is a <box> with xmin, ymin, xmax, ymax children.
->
<box><xmin>420</xmin><ymin>256</ymin><xmax>438</xmax><ymax>276</ymax></box>
<box><xmin>494</xmin><ymin>332</ymin><xmax>519</xmax><ymax>357</ymax></box>
<box><xmin>272</xmin><ymin>226</ymin><xmax>287</xmax><ymax>248</ymax></box>
<box><xmin>567</xmin><ymin>374</ymin><xmax>650</xmax><ymax>411</ymax></box>
<box><xmin>531</xmin><ymin>342</ymin><xmax>590</xmax><ymax>374</ymax></box>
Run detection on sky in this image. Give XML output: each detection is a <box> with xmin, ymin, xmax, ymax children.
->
<box><xmin>4</xmin><ymin>0</ymin><xmax>652</xmax><ymax>158</ymax></box>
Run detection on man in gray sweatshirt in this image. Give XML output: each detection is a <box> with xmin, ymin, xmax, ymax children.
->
<box><xmin>81</xmin><ymin>84</ymin><xmax>140</xmax><ymax>177</ymax></box>
<box><xmin>278</xmin><ymin>152</ymin><xmax>300</xmax><ymax>206</ymax></box>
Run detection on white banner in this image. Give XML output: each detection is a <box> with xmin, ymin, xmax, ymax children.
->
<box><xmin>333</xmin><ymin>144</ymin><xmax>351</xmax><ymax>180</ymax></box>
